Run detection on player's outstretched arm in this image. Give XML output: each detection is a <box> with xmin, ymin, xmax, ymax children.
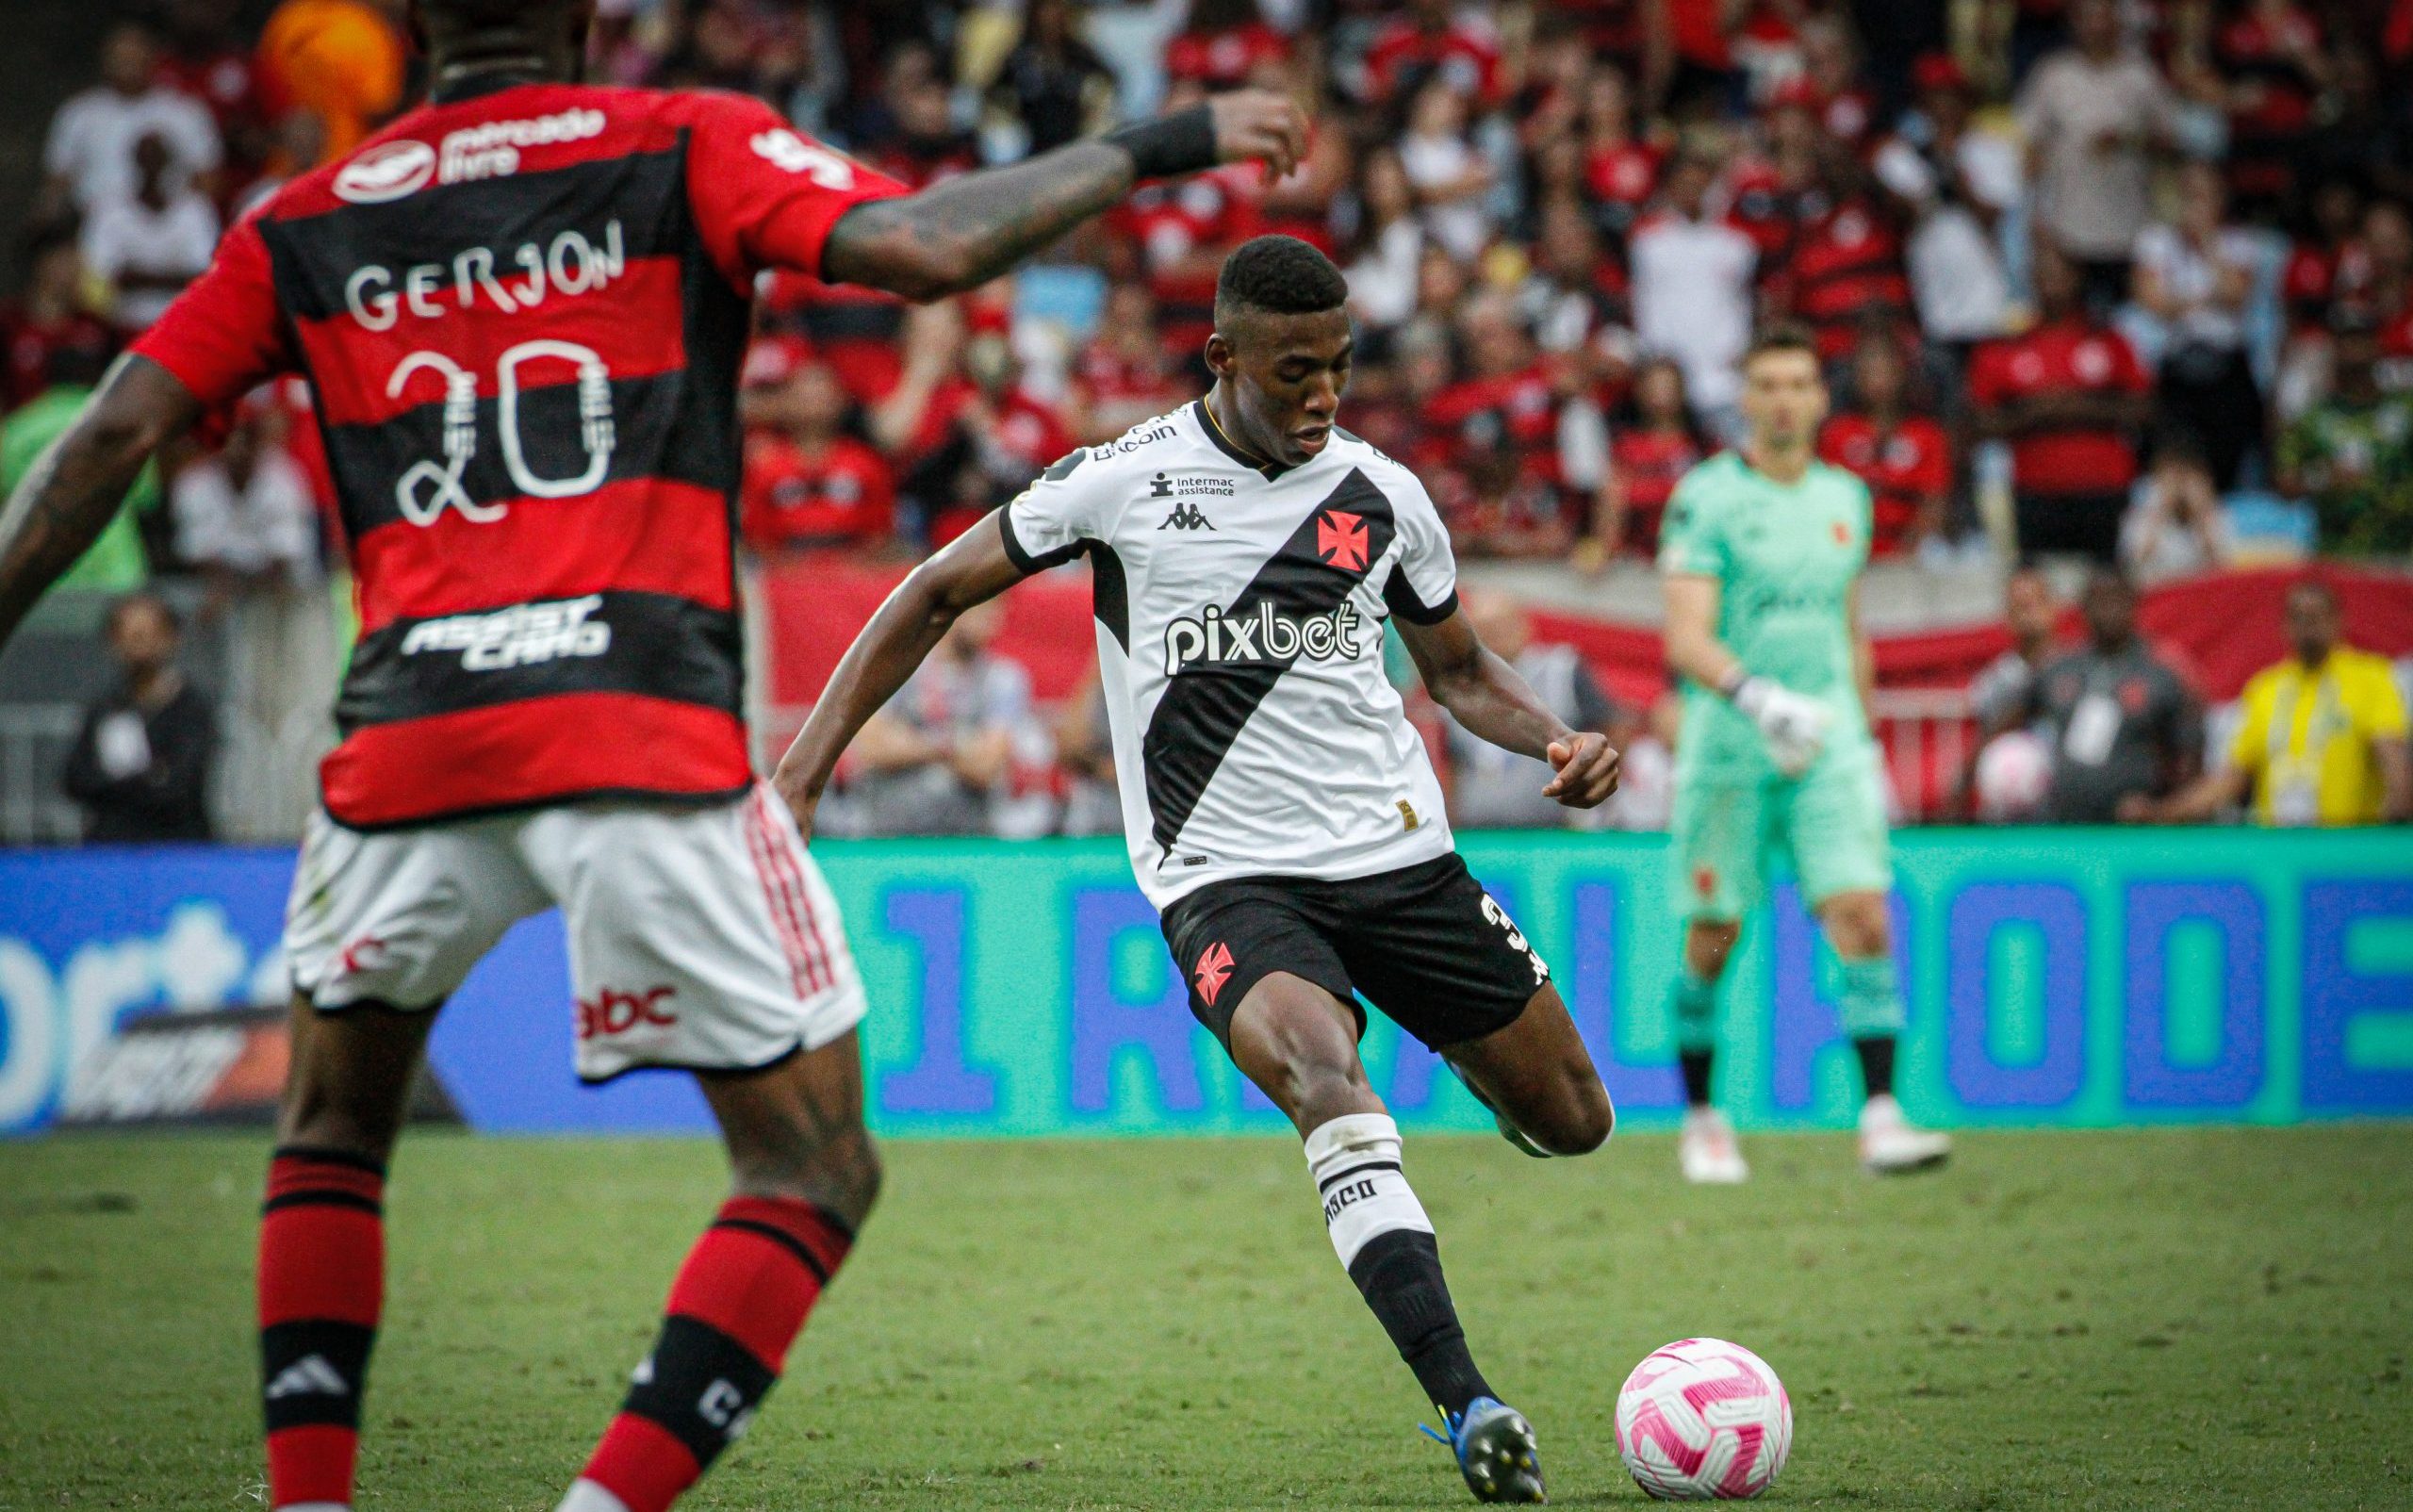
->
<box><xmin>1397</xmin><ymin>609</ymin><xmax>1621</xmax><ymax>808</ymax></box>
<box><xmin>771</xmin><ymin>515</ymin><xmax>1027</xmax><ymax>839</ymax></box>
<box><xmin>1667</xmin><ymin>570</ymin><xmax>1829</xmax><ymax>778</ymax></box>
<box><xmin>822</xmin><ymin>90</ymin><xmax>1305</xmax><ymax>303</ymax></box>
<box><xmin>0</xmin><ymin>354</ymin><xmax>200</xmax><ymax>649</ymax></box>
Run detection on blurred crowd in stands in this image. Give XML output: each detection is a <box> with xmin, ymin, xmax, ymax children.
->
<box><xmin>2</xmin><ymin>0</ymin><xmax>2408</xmax><ymax>843</ymax></box>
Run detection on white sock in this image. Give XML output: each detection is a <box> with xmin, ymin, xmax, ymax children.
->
<box><xmin>1304</xmin><ymin>1111</ymin><xmax>1434</xmax><ymax>1268</ymax></box>
<box><xmin>555</xmin><ymin>1480</ymin><xmax>632</xmax><ymax>1512</ymax></box>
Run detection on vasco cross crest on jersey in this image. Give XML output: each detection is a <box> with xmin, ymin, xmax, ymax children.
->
<box><xmin>1317</xmin><ymin>509</ymin><xmax>1369</xmax><ymax>571</ymax></box>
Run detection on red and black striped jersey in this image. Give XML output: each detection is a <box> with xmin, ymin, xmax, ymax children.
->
<box><xmin>133</xmin><ymin>79</ymin><xmax>905</xmax><ymax>829</ymax></box>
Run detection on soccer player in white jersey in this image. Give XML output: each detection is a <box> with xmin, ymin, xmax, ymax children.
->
<box><xmin>779</xmin><ymin>236</ymin><xmax>1623</xmax><ymax>1504</ymax></box>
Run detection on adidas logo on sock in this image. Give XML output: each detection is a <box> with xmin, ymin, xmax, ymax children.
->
<box><xmin>265</xmin><ymin>1354</ymin><xmax>351</xmax><ymax>1400</ymax></box>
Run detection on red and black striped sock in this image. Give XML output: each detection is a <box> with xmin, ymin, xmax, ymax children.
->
<box><xmin>569</xmin><ymin>1196</ymin><xmax>852</xmax><ymax>1512</ymax></box>
<box><xmin>258</xmin><ymin>1145</ymin><xmax>386</xmax><ymax>1510</ymax></box>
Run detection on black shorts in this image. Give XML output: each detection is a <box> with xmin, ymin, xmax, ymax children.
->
<box><xmin>1158</xmin><ymin>853</ymin><xmax>1551</xmax><ymax>1055</ymax></box>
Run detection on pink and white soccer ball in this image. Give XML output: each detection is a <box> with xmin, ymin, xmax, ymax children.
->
<box><xmin>1973</xmin><ymin>731</ymin><xmax>2053</xmax><ymax>821</ymax></box>
<box><xmin>1615</xmin><ymin>1339</ymin><xmax>1793</xmax><ymax>1500</ymax></box>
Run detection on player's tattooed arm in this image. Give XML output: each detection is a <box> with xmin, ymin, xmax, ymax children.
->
<box><xmin>771</xmin><ymin>516</ymin><xmax>1027</xmax><ymax>839</ymax></box>
<box><xmin>822</xmin><ymin>90</ymin><xmax>1305</xmax><ymax>303</ymax></box>
<box><xmin>1398</xmin><ymin>609</ymin><xmax>1622</xmax><ymax>808</ymax></box>
<box><xmin>0</xmin><ymin>355</ymin><xmax>198</xmax><ymax>649</ymax></box>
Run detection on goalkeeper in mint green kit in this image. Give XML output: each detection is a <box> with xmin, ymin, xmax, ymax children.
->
<box><xmin>1656</xmin><ymin>328</ymin><xmax>1949</xmax><ymax>1183</ymax></box>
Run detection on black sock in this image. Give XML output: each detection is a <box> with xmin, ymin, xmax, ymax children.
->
<box><xmin>1853</xmin><ymin>1035</ymin><xmax>1896</xmax><ymax>1099</ymax></box>
<box><xmin>1346</xmin><ymin>1229</ymin><xmax>1494</xmax><ymax>1419</ymax></box>
<box><xmin>1679</xmin><ymin>1049</ymin><xmax>1715</xmax><ymax>1107</ymax></box>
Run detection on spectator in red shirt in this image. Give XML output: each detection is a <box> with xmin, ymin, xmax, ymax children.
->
<box><xmin>1778</xmin><ymin>187</ymin><xmax>1915</xmax><ymax>362</ymax></box>
<box><xmin>1582</xmin><ymin>64</ymin><xmax>1665</xmax><ymax>246</ymax></box>
<box><xmin>1110</xmin><ymin>84</ymin><xmax>1263</xmax><ymax>373</ymax></box>
<box><xmin>1167</xmin><ymin>0</ymin><xmax>1291</xmax><ymax>91</ymax></box>
<box><xmin>2213</xmin><ymin>0</ymin><xmax>2332</xmax><ymax>213</ymax></box>
<box><xmin>1069</xmin><ymin>282</ymin><xmax>1188</xmax><ymax>444</ymax></box>
<box><xmin>1797</xmin><ymin>16</ymin><xmax>1878</xmax><ymax>149</ymax></box>
<box><xmin>1363</xmin><ymin>0</ymin><xmax>1503</xmax><ymax>107</ymax></box>
<box><xmin>1599</xmin><ymin>354</ymin><xmax>1704</xmax><ymax>556</ymax></box>
<box><xmin>1723</xmin><ymin>83</ymin><xmax>1823</xmax><ymax>264</ymax></box>
<box><xmin>0</xmin><ymin>228</ymin><xmax>116</xmax><ymax>413</ymax></box>
<box><xmin>1430</xmin><ymin>294</ymin><xmax>1567</xmax><ymax>495</ymax></box>
<box><xmin>1968</xmin><ymin>240</ymin><xmax>2155</xmax><ymax>561</ymax></box>
<box><xmin>2282</xmin><ymin>180</ymin><xmax>2364</xmax><ymax>335</ymax></box>
<box><xmin>861</xmin><ymin>41</ymin><xmax>979</xmax><ymax>190</ymax></box>
<box><xmin>1820</xmin><ymin>336</ymin><xmax>1953</xmax><ymax>558</ymax></box>
<box><xmin>156</xmin><ymin>0</ymin><xmax>269</xmax><ymax>195</ymax></box>
<box><xmin>742</xmin><ymin>358</ymin><xmax>896</xmax><ymax>554</ymax></box>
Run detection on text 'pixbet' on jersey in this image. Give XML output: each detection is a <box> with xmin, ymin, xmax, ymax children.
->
<box><xmin>1163</xmin><ymin>600</ymin><xmax>1365</xmax><ymax>677</ymax></box>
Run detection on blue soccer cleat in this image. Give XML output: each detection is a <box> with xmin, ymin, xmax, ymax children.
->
<box><xmin>1422</xmin><ymin>1396</ymin><xmax>1547</xmax><ymax>1504</ymax></box>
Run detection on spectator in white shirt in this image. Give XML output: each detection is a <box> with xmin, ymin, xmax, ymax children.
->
<box><xmin>82</xmin><ymin>134</ymin><xmax>222</xmax><ymax>336</ymax></box>
<box><xmin>1397</xmin><ymin>77</ymin><xmax>1493</xmax><ymax>265</ymax></box>
<box><xmin>1630</xmin><ymin>151</ymin><xmax>1757</xmax><ymax>438</ymax></box>
<box><xmin>2132</xmin><ymin>163</ymin><xmax>2270</xmax><ymax>489</ymax></box>
<box><xmin>1871</xmin><ymin>54</ymin><xmax>2021</xmax><ymax>348</ymax></box>
<box><xmin>1341</xmin><ymin>147</ymin><xmax>1426</xmax><ymax>331</ymax></box>
<box><xmin>2119</xmin><ymin>436</ymin><xmax>2234</xmax><ymax>585</ymax></box>
<box><xmin>41</xmin><ymin>20</ymin><xmax>222</xmax><ymax>219</ymax></box>
<box><xmin>172</xmin><ymin>400</ymin><xmax>336</xmax><ymax>839</ymax></box>
<box><xmin>2016</xmin><ymin>0</ymin><xmax>2182</xmax><ymax>313</ymax></box>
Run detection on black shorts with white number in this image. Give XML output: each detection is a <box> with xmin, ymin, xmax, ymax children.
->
<box><xmin>1159</xmin><ymin>852</ymin><xmax>1550</xmax><ymax>1054</ymax></box>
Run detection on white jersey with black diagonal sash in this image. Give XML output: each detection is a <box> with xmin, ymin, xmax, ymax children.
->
<box><xmin>1002</xmin><ymin>400</ymin><xmax>1461</xmax><ymax>909</ymax></box>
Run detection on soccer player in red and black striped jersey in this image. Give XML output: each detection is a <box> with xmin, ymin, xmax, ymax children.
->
<box><xmin>0</xmin><ymin>5</ymin><xmax>1303</xmax><ymax>1510</ymax></box>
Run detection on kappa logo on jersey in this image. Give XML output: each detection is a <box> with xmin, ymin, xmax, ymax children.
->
<box><xmin>1193</xmin><ymin>941</ymin><xmax>1235</xmax><ymax>1007</ymax></box>
<box><xmin>1164</xmin><ymin>600</ymin><xmax>1365</xmax><ymax>676</ymax></box>
<box><xmin>1159</xmin><ymin>499</ymin><xmax>1215</xmax><ymax>531</ymax></box>
<box><xmin>400</xmin><ymin>593</ymin><xmax>612</xmax><ymax>671</ymax></box>
<box><xmin>577</xmin><ymin>985</ymin><xmax>680</xmax><ymax>1041</ymax></box>
<box><xmin>334</xmin><ymin>140</ymin><xmax>437</xmax><ymax>204</ymax></box>
<box><xmin>1317</xmin><ymin>509</ymin><xmax>1370</xmax><ymax>571</ymax></box>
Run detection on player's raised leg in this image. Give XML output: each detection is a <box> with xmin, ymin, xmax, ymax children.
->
<box><xmin>257</xmin><ymin>997</ymin><xmax>435</xmax><ymax>1512</ymax></box>
<box><xmin>1441</xmin><ymin>983</ymin><xmax>1615</xmax><ymax>1159</ymax></box>
<box><xmin>1816</xmin><ymin>889</ymin><xmax>1949</xmax><ymax>1175</ymax></box>
<box><xmin>1226</xmin><ymin>971</ymin><xmax>1546</xmax><ymax>1505</ymax></box>
<box><xmin>558</xmin><ymin>1036</ymin><xmax>877</xmax><ymax>1512</ymax></box>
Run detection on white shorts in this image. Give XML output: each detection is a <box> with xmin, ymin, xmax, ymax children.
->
<box><xmin>284</xmin><ymin>782</ymin><xmax>865</xmax><ymax>1082</ymax></box>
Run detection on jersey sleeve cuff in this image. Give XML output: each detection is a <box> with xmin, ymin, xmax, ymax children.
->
<box><xmin>998</xmin><ymin>512</ymin><xmax>1084</xmax><ymax>576</ymax></box>
<box><xmin>1384</xmin><ymin>580</ymin><xmax>1458</xmax><ymax>626</ymax></box>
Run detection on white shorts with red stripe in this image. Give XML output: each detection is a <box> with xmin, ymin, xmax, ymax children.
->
<box><xmin>284</xmin><ymin>782</ymin><xmax>865</xmax><ymax>1082</ymax></box>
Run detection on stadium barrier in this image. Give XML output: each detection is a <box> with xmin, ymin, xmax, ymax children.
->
<box><xmin>1</xmin><ymin>830</ymin><xmax>2406</xmax><ymax>1137</ymax></box>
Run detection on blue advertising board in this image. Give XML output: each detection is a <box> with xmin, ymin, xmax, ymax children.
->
<box><xmin>2</xmin><ymin>830</ymin><xmax>2407</xmax><ymax>1136</ymax></box>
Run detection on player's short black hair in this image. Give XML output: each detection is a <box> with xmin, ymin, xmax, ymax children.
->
<box><xmin>1214</xmin><ymin>236</ymin><xmax>1348</xmax><ymax>322</ymax></box>
<box><xmin>1742</xmin><ymin>324</ymin><xmax>1821</xmax><ymax>369</ymax></box>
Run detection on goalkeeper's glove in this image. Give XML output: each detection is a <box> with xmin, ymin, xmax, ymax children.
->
<box><xmin>1727</xmin><ymin>674</ymin><xmax>1830</xmax><ymax>778</ymax></box>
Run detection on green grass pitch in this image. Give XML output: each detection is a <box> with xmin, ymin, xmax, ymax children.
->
<box><xmin>3</xmin><ymin>1126</ymin><xmax>2409</xmax><ymax>1509</ymax></box>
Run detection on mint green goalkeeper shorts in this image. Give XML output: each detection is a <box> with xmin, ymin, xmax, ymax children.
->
<box><xmin>1668</xmin><ymin>748</ymin><xmax>1894</xmax><ymax>921</ymax></box>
